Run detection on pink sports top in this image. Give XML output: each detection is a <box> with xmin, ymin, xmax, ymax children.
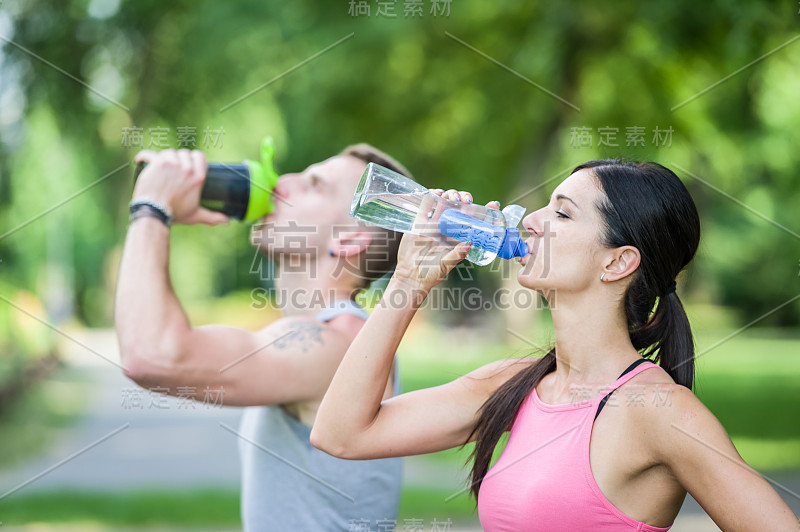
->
<box><xmin>478</xmin><ymin>359</ymin><xmax>672</xmax><ymax>531</ymax></box>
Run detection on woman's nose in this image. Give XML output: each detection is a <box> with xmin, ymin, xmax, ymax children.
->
<box><xmin>523</xmin><ymin>210</ymin><xmax>544</xmax><ymax>236</ymax></box>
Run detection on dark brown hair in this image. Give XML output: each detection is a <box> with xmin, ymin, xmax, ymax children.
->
<box><xmin>466</xmin><ymin>159</ymin><xmax>701</xmax><ymax>499</ymax></box>
<box><xmin>340</xmin><ymin>143</ymin><xmax>415</xmax><ymax>287</ymax></box>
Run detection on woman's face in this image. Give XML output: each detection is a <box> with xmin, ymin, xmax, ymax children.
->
<box><xmin>517</xmin><ymin>169</ymin><xmax>610</xmax><ymax>296</ymax></box>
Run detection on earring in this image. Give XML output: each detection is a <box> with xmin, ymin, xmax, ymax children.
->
<box><xmin>328</xmin><ymin>248</ymin><xmax>335</xmax><ymax>256</ymax></box>
<box><xmin>600</xmin><ymin>272</ymin><xmax>606</xmax><ymax>282</ymax></box>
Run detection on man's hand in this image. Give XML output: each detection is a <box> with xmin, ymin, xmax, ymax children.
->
<box><xmin>133</xmin><ymin>148</ymin><xmax>229</xmax><ymax>226</ymax></box>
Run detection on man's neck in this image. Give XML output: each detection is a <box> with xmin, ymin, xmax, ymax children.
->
<box><xmin>273</xmin><ymin>258</ymin><xmax>361</xmax><ymax>318</ymax></box>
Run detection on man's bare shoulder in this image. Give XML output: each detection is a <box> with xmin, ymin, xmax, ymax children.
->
<box><xmin>321</xmin><ymin>312</ymin><xmax>366</xmax><ymax>341</ymax></box>
<box><xmin>257</xmin><ymin>316</ymin><xmax>349</xmax><ymax>354</ymax></box>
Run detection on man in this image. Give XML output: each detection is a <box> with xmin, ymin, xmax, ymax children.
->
<box><xmin>114</xmin><ymin>143</ymin><xmax>413</xmax><ymax>530</ymax></box>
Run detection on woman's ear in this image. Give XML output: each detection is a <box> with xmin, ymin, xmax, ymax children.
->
<box><xmin>601</xmin><ymin>246</ymin><xmax>640</xmax><ymax>282</ymax></box>
<box><xmin>330</xmin><ymin>229</ymin><xmax>373</xmax><ymax>258</ymax></box>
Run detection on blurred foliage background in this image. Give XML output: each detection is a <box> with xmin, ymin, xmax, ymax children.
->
<box><xmin>1</xmin><ymin>0</ymin><xmax>798</xmax><ymax>332</ymax></box>
<box><xmin>1</xmin><ymin>0</ymin><xmax>799</xmax><ymax>527</ymax></box>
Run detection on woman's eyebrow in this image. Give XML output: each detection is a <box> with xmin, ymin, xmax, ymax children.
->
<box><xmin>551</xmin><ymin>193</ymin><xmax>580</xmax><ymax>209</ymax></box>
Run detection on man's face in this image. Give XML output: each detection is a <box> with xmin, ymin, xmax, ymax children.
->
<box><xmin>251</xmin><ymin>154</ymin><xmax>367</xmax><ymax>258</ymax></box>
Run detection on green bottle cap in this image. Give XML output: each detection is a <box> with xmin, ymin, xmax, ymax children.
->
<box><xmin>243</xmin><ymin>136</ymin><xmax>280</xmax><ymax>223</ymax></box>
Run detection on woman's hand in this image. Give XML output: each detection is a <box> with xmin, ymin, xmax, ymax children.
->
<box><xmin>393</xmin><ymin>189</ymin><xmax>500</xmax><ymax>293</ymax></box>
<box><xmin>132</xmin><ymin>149</ymin><xmax>229</xmax><ymax>226</ymax></box>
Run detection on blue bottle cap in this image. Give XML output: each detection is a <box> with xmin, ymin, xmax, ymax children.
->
<box><xmin>497</xmin><ymin>228</ymin><xmax>530</xmax><ymax>260</ymax></box>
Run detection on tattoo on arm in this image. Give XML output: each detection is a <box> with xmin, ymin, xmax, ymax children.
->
<box><xmin>273</xmin><ymin>320</ymin><xmax>324</xmax><ymax>352</ymax></box>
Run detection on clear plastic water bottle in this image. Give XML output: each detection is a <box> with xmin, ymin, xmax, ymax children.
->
<box><xmin>350</xmin><ymin>163</ymin><xmax>529</xmax><ymax>266</ymax></box>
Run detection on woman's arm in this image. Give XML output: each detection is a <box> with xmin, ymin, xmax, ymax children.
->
<box><xmin>311</xmin><ymin>275</ymin><xmax>532</xmax><ymax>459</ymax></box>
<box><xmin>311</xmin><ymin>192</ymin><xmax>528</xmax><ymax>459</ymax></box>
<box><xmin>652</xmin><ymin>385</ymin><xmax>799</xmax><ymax>530</ymax></box>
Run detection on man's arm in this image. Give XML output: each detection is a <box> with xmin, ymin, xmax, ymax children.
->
<box><xmin>115</xmin><ymin>216</ymin><xmax>353</xmax><ymax>406</ymax></box>
<box><xmin>114</xmin><ymin>149</ymin><xmax>351</xmax><ymax>406</ymax></box>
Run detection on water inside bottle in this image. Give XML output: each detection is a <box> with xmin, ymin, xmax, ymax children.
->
<box><xmin>353</xmin><ymin>191</ymin><xmax>508</xmax><ymax>266</ymax></box>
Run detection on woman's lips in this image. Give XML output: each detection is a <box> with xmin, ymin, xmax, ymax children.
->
<box><xmin>517</xmin><ymin>239</ymin><xmax>536</xmax><ymax>265</ymax></box>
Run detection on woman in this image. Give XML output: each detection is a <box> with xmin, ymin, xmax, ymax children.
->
<box><xmin>311</xmin><ymin>160</ymin><xmax>798</xmax><ymax>530</ymax></box>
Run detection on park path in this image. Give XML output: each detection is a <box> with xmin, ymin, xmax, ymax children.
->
<box><xmin>0</xmin><ymin>328</ymin><xmax>242</xmax><ymax>493</ymax></box>
<box><xmin>2</xmin><ymin>328</ymin><xmax>798</xmax><ymax>531</ymax></box>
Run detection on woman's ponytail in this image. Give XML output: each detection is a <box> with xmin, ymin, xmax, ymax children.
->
<box><xmin>630</xmin><ymin>290</ymin><xmax>695</xmax><ymax>389</ymax></box>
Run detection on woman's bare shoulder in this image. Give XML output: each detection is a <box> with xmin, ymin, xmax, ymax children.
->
<box><xmin>459</xmin><ymin>356</ymin><xmax>541</xmax><ymax>395</ymax></box>
<box><xmin>625</xmin><ymin>366</ymin><xmax>708</xmax><ymax>430</ymax></box>
<box><xmin>622</xmin><ymin>364</ymin><xmax>686</xmax><ymax>409</ymax></box>
<box><xmin>634</xmin><ymin>363</ymin><xmax>677</xmax><ymax>385</ymax></box>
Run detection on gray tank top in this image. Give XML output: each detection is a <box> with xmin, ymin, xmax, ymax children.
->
<box><xmin>239</xmin><ymin>300</ymin><xmax>402</xmax><ymax>531</ymax></box>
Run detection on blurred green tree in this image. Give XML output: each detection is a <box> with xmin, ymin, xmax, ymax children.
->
<box><xmin>1</xmin><ymin>0</ymin><xmax>798</xmax><ymax>326</ymax></box>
